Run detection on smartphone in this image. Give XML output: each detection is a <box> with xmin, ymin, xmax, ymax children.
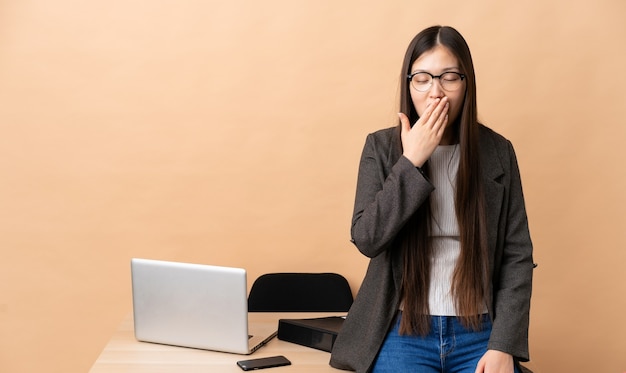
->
<box><xmin>236</xmin><ymin>355</ymin><xmax>291</xmax><ymax>371</ymax></box>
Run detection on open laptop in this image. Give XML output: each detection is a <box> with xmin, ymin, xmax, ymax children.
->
<box><xmin>130</xmin><ymin>258</ymin><xmax>277</xmax><ymax>354</ymax></box>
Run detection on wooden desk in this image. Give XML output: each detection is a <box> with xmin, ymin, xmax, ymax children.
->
<box><xmin>89</xmin><ymin>312</ymin><xmax>345</xmax><ymax>372</ymax></box>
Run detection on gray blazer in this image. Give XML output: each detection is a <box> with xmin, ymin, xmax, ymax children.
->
<box><xmin>330</xmin><ymin>125</ymin><xmax>534</xmax><ymax>372</ymax></box>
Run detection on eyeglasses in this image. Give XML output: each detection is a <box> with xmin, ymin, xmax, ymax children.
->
<box><xmin>407</xmin><ymin>71</ymin><xmax>466</xmax><ymax>92</ymax></box>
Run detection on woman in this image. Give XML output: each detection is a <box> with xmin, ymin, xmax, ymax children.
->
<box><xmin>330</xmin><ymin>26</ymin><xmax>534</xmax><ymax>373</ymax></box>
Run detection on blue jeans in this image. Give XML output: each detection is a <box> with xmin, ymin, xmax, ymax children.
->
<box><xmin>372</xmin><ymin>313</ymin><xmax>520</xmax><ymax>373</ymax></box>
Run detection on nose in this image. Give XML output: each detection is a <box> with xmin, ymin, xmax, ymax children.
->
<box><xmin>429</xmin><ymin>78</ymin><xmax>445</xmax><ymax>98</ymax></box>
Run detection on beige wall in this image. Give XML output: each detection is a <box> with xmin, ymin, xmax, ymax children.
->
<box><xmin>1</xmin><ymin>1</ymin><xmax>625</xmax><ymax>372</ymax></box>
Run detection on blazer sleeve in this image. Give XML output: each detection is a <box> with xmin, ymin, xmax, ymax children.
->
<box><xmin>488</xmin><ymin>140</ymin><xmax>534</xmax><ymax>361</ymax></box>
<box><xmin>350</xmin><ymin>130</ymin><xmax>434</xmax><ymax>258</ymax></box>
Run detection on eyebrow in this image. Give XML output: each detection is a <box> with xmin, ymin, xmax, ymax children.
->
<box><xmin>410</xmin><ymin>67</ymin><xmax>461</xmax><ymax>74</ymax></box>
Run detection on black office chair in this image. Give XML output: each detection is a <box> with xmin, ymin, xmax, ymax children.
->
<box><xmin>247</xmin><ymin>273</ymin><xmax>353</xmax><ymax>312</ymax></box>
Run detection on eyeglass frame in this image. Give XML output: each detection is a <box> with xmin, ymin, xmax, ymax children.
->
<box><xmin>407</xmin><ymin>71</ymin><xmax>466</xmax><ymax>92</ymax></box>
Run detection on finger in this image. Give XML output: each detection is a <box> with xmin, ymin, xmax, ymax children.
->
<box><xmin>420</xmin><ymin>97</ymin><xmax>445</xmax><ymax>128</ymax></box>
<box><xmin>433</xmin><ymin>97</ymin><xmax>449</xmax><ymax>121</ymax></box>
<box><xmin>433</xmin><ymin>102</ymin><xmax>449</xmax><ymax>132</ymax></box>
<box><xmin>398</xmin><ymin>112</ymin><xmax>411</xmax><ymax>133</ymax></box>
<box><xmin>421</xmin><ymin>98</ymin><xmax>440</xmax><ymax>123</ymax></box>
<box><xmin>437</xmin><ymin>114</ymin><xmax>449</xmax><ymax>137</ymax></box>
<box><xmin>474</xmin><ymin>357</ymin><xmax>485</xmax><ymax>373</ymax></box>
<box><xmin>424</xmin><ymin>97</ymin><xmax>447</xmax><ymax>128</ymax></box>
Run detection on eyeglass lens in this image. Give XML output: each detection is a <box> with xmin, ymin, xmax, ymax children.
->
<box><xmin>410</xmin><ymin>72</ymin><xmax>464</xmax><ymax>92</ymax></box>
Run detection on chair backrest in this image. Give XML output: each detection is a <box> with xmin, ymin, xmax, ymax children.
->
<box><xmin>247</xmin><ymin>273</ymin><xmax>353</xmax><ymax>312</ymax></box>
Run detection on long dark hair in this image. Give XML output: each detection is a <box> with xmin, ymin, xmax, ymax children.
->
<box><xmin>397</xmin><ymin>26</ymin><xmax>489</xmax><ymax>335</ymax></box>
